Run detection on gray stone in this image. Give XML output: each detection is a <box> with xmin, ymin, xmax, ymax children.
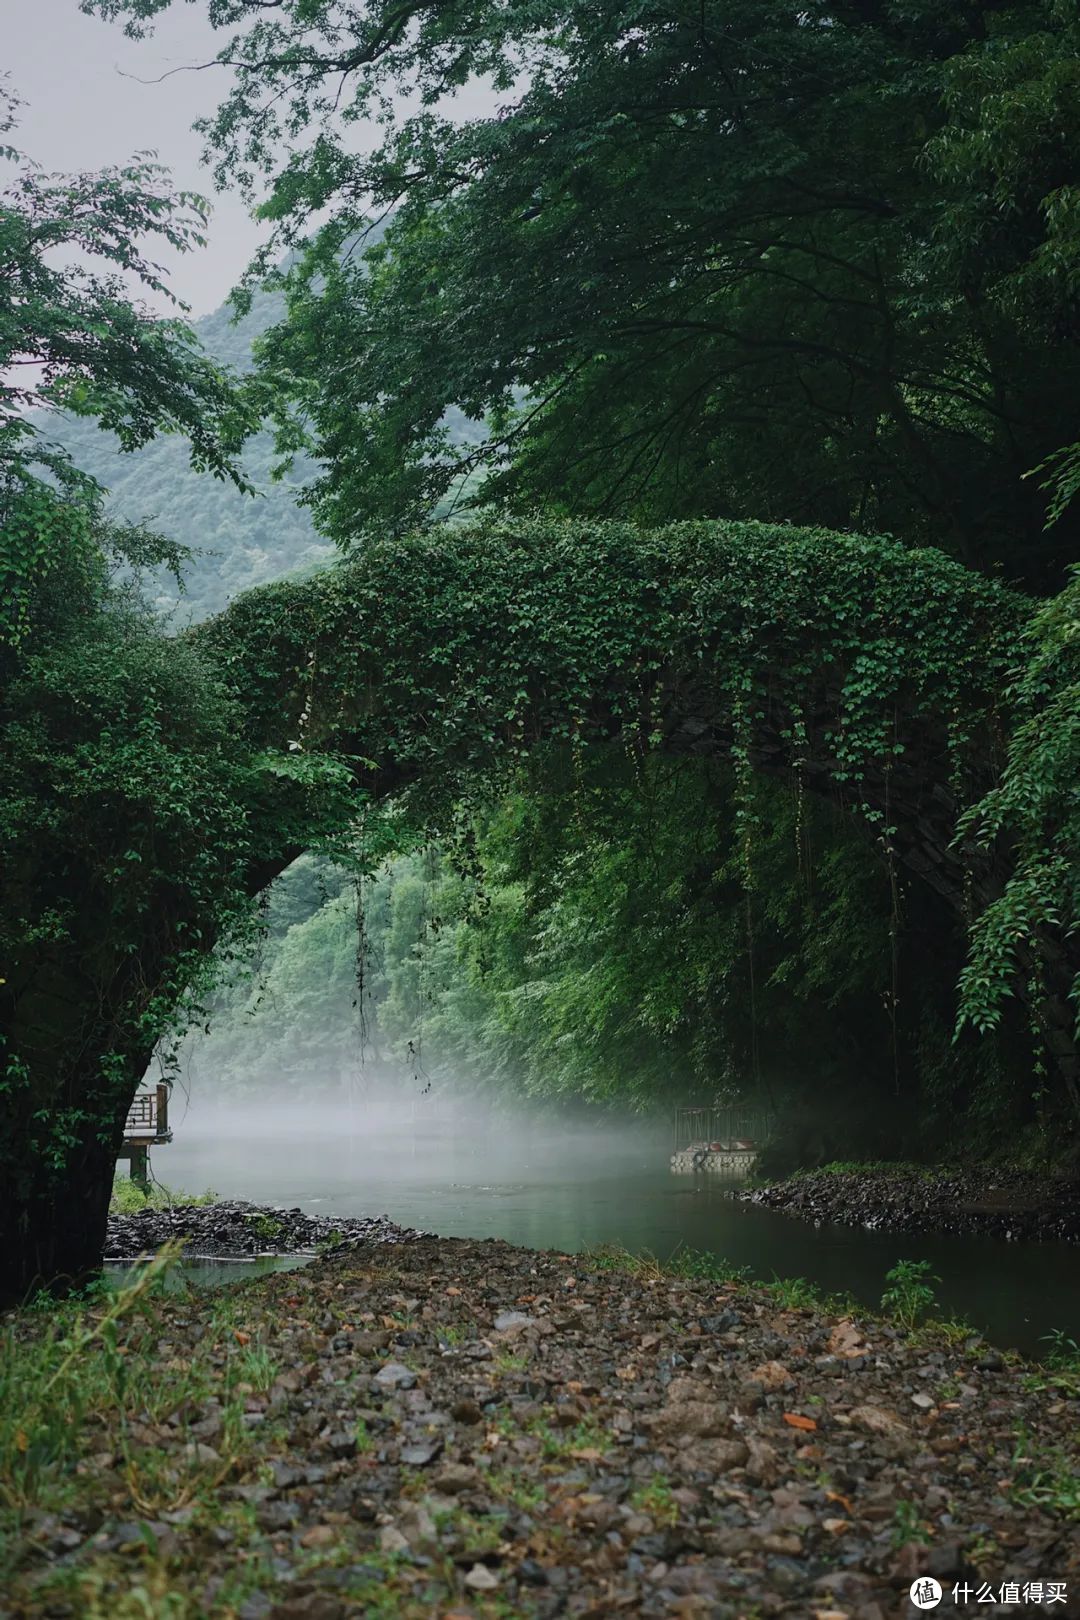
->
<box><xmin>464</xmin><ymin>1564</ymin><xmax>500</xmax><ymax>1591</ymax></box>
<box><xmin>493</xmin><ymin>1311</ymin><xmax>533</xmax><ymax>1335</ymax></box>
<box><xmin>400</xmin><ymin>1439</ymin><xmax>443</xmax><ymax>1467</ymax></box>
<box><xmin>373</xmin><ymin>1362</ymin><xmax>417</xmax><ymax>1391</ymax></box>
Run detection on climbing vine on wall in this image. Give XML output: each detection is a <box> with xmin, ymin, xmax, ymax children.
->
<box><xmin>199</xmin><ymin>516</ymin><xmax>1023</xmax><ymax>825</ymax></box>
<box><xmin>193</xmin><ymin>514</ymin><xmax>1080</xmax><ymax>1105</ymax></box>
<box><xmin>2</xmin><ymin>511</ymin><xmax>1058</xmax><ymax>1228</ymax></box>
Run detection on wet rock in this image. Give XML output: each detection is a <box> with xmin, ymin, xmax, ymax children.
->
<box><xmin>434</xmin><ymin>1463</ymin><xmax>479</xmax><ymax>1494</ymax></box>
<box><xmin>373</xmin><ymin>1361</ymin><xmax>417</xmax><ymax>1391</ymax></box>
<box><xmin>743</xmin><ymin>1166</ymin><xmax>1080</xmax><ymax>1244</ymax></box>
<box><xmin>298</xmin><ymin>1525</ymin><xmax>336</xmax><ymax>1549</ymax></box>
<box><xmin>258</xmin><ymin>1502</ymin><xmax>301</xmax><ymax>1532</ymax></box>
<box><xmin>925</xmin><ymin>1542</ymin><xmax>967</xmax><ymax>1577</ymax></box>
<box><xmin>827</xmin><ymin>1320</ymin><xmax>870</xmax><ymax>1359</ymax></box>
<box><xmin>847</xmin><ymin>1405</ymin><xmax>910</xmax><ymax>1437</ymax></box>
<box><xmin>493</xmin><ymin>1310</ymin><xmax>533</xmax><ymax>1335</ymax></box>
<box><xmin>696</xmin><ymin>1438</ymin><xmax>749</xmax><ymax>1472</ymax></box>
<box><xmin>104</xmin><ymin>1199</ymin><xmax>428</xmax><ymax>1263</ymax></box>
<box><xmin>749</xmin><ymin>1361</ymin><xmax>795</xmax><ymax>1392</ymax></box>
<box><xmin>464</xmin><ymin>1564</ymin><xmax>500</xmax><ymax>1591</ymax></box>
<box><xmin>744</xmin><ymin>1436</ymin><xmax>780</xmax><ymax>1484</ymax></box>
<box><xmin>182</xmin><ymin>1441</ymin><xmax>221</xmax><ymax>1465</ymax></box>
<box><xmin>398</xmin><ymin>1503</ymin><xmax>437</xmax><ymax>1547</ymax></box>
<box><xmin>399</xmin><ymin>1439</ymin><xmax>443</xmax><ymax>1467</ymax></box>
<box><xmin>518</xmin><ymin>1558</ymin><xmax>549</xmax><ymax>1586</ymax></box>
<box><xmin>378</xmin><ymin>1525</ymin><xmax>410</xmax><ymax>1555</ymax></box>
<box><xmin>650</xmin><ymin>1387</ymin><xmax>731</xmax><ymax>1441</ymax></box>
<box><xmin>451</xmin><ymin>1398</ymin><xmax>483</xmax><ymax>1425</ymax></box>
<box><xmin>700</xmin><ymin>1310</ymin><xmax>741</xmax><ymax>1333</ymax></box>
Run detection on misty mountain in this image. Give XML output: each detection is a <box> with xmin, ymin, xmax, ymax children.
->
<box><xmin>46</xmin><ymin>271</ymin><xmax>483</xmax><ymax>623</ymax></box>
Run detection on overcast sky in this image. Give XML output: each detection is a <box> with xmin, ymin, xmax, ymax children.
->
<box><xmin>5</xmin><ymin>0</ymin><xmax>271</xmax><ymax>315</ymax></box>
<box><xmin>4</xmin><ymin>0</ymin><xmax>497</xmax><ymax>319</ymax></box>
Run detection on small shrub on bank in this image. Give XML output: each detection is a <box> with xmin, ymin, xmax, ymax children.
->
<box><xmin>1010</xmin><ymin>1430</ymin><xmax>1080</xmax><ymax>1521</ymax></box>
<box><xmin>881</xmin><ymin>1259</ymin><xmax>940</xmax><ymax>1329</ymax></box>
<box><xmin>110</xmin><ymin>1177</ymin><xmax>218</xmax><ymax>1215</ymax></box>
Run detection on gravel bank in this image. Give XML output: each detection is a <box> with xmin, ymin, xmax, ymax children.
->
<box><xmin>742</xmin><ymin>1166</ymin><xmax>1080</xmax><ymax>1242</ymax></box>
<box><xmin>105</xmin><ymin>1200</ymin><xmax>428</xmax><ymax>1262</ymax></box>
<box><xmin>5</xmin><ymin>1235</ymin><xmax>1080</xmax><ymax>1619</ymax></box>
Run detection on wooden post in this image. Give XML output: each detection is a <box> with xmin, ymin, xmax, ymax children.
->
<box><xmin>129</xmin><ymin>1144</ymin><xmax>149</xmax><ymax>1192</ymax></box>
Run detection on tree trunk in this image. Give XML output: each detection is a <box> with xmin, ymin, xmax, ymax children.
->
<box><xmin>0</xmin><ymin>998</ymin><xmax>151</xmax><ymax>1310</ymax></box>
<box><xmin>0</xmin><ymin>1136</ymin><xmax>123</xmax><ymax>1310</ymax></box>
<box><xmin>0</xmin><ymin>858</ymin><xmax>296</xmax><ymax>1309</ymax></box>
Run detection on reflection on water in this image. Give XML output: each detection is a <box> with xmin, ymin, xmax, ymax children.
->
<box><xmin>149</xmin><ymin>1115</ymin><xmax>1078</xmax><ymax>1357</ymax></box>
<box><xmin>105</xmin><ymin>1254</ymin><xmax>312</xmax><ymax>1292</ymax></box>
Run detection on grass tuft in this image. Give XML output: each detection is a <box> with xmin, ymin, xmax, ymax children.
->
<box><xmin>110</xmin><ymin>1177</ymin><xmax>218</xmax><ymax>1215</ymax></box>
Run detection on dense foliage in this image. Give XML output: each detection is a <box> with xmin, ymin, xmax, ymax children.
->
<box><xmin>0</xmin><ymin>110</ymin><xmax>301</xmax><ymax>1295</ymax></box>
<box><xmin>193</xmin><ymin>763</ymin><xmax>1023</xmax><ymax>1163</ymax></box>
<box><xmin>957</xmin><ymin>570</ymin><xmax>1080</xmax><ymax>1118</ymax></box>
<box><xmin>197</xmin><ymin>516</ymin><xmax>1020</xmax><ymax>816</ymax></box>
<box><xmin>182</xmin><ymin>516</ymin><xmax>1054</xmax><ymax>1146</ymax></box>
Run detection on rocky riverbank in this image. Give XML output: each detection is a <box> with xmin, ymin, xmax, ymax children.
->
<box><xmin>742</xmin><ymin>1165</ymin><xmax>1080</xmax><ymax>1242</ymax></box>
<box><xmin>105</xmin><ymin>1200</ymin><xmax>427</xmax><ymax>1262</ymax></box>
<box><xmin>4</xmin><ymin>1234</ymin><xmax>1080</xmax><ymax>1620</ymax></box>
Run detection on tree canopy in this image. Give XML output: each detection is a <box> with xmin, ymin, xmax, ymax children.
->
<box><xmin>84</xmin><ymin>0</ymin><xmax>1080</xmax><ymax>587</ymax></box>
<box><xmin>0</xmin><ymin>82</ymin><xmax>255</xmax><ymax>646</ymax></box>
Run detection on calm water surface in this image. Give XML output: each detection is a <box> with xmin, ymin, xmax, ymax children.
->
<box><xmin>151</xmin><ymin>1119</ymin><xmax>1078</xmax><ymax>1358</ymax></box>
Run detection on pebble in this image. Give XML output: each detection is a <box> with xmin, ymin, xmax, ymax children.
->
<box><xmin>373</xmin><ymin>1362</ymin><xmax>417</xmax><ymax>1391</ymax></box>
<box><xmin>463</xmin><ymin>1564</ymin><xmax>500</xmax><ymax>1591</ymax></box>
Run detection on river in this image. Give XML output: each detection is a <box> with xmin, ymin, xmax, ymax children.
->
<box><xmin>152</xmin><ymin>1110</ymin><xmax>1077</xmax><ymax>1359</ymax></box>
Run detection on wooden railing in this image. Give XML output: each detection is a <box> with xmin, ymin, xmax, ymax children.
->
<box><xmin>117</xmin><ymin>1083</ymin><xmax>171</xmax><ymax>1187</ymax></box>
<box><xmin>673</xmin><ymin>1105</ymin><xmax>774</xmax><ymax>1152</ymax></box>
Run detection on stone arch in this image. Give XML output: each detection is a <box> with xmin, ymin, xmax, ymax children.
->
<box><xmin>3</xmin><ymin>517</ymin><xmax>1048</xmax><ymax>1302</ymax></box>
<box><xmin>204</xmin><ymin>516</ymin><xmax>1022</xmax><ymax>918</ymax></box>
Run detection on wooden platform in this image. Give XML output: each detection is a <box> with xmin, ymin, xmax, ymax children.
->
<box><xmin>117</xmin><ymin>1082</ymin><xmax>171</xmax><ymax>1187</ymax></box>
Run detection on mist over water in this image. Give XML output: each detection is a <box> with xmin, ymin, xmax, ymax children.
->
<box><xmin>143</xmin><ymin>1077</ymin><xmax>1080</xmax><ymax>1359</ymax></box>
<box><xmin>162</xmin><ymin>1084</ymin><xmax>670</xmax><ymax>1219</ymax></box>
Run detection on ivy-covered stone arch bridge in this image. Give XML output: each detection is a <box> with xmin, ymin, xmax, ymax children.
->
<box><xmin>2</xmin><ymin>517</ymin><xmax>1059</xmax><ymax>1305</ymax></box>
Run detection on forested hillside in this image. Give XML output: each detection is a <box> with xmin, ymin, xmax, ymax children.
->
<box><xmin>45</xmin><ymin>275</ymin><xmax>483</xmax><ymax>622</ymax></box>
<box><xmin>40</xmin><ymin>282</ymin><xmax>328</xmax><ymax>620</ymax></box>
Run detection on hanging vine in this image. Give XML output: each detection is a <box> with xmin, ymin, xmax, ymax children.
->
<box><xmin>182</xmin><ymin>513</ymin><xmax>1063</xmax><ymax>1102</ymax></box>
